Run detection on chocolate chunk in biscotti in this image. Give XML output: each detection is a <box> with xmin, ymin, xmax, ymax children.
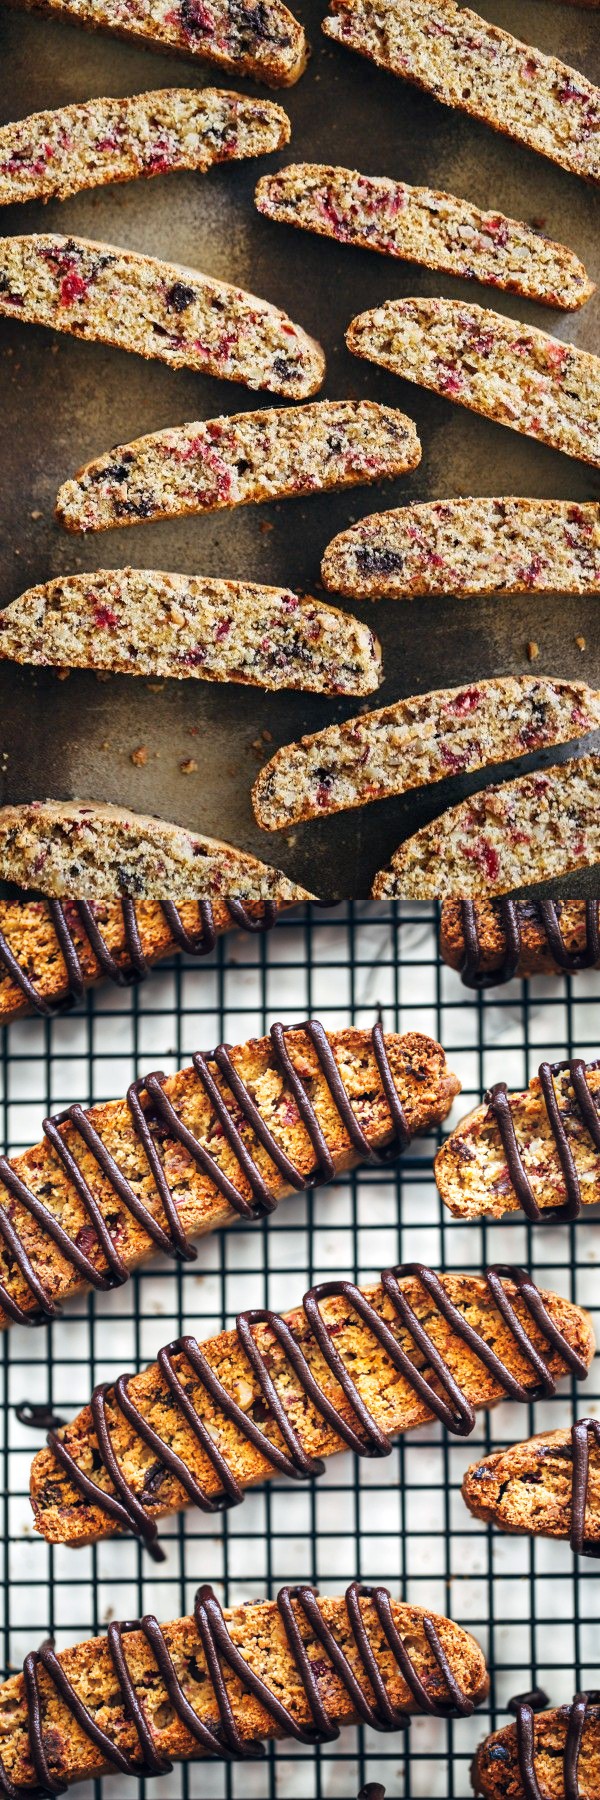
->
<box><xmin>371</xmin><ymin>756</ymin><xmax>600</xmax><ymax>899</ymax></box>
<box><xmin>472</xmin><ymin>1696</ymin><xmax>600</xmax><ymax>1798</ymax></box>
<box><xmin>0</xmin><ymin>1019</ymin><xmax>459</xmax><ymax>1328</ymax></box>
<box><xmin>435</xmin><ymin>1058</ymin><xmax>600</xmax><ymax>1223</ymax></box>
<box><xmin>251</xmin><ymin>678</ymin><xmax>600</xmax><ymax>831</ymax></box>
<box><xmin>29</xmin><ymin>1265</ymin><xmax>592</xmax><ymax>1550</ymax></box>
<box><xmin>463</xmin><ymin>1422</ymin><xmax>600</xmax><ymax>1556</ymax></box>
<box><xmin>321</xmin><ymin>498</ymin><xmax>600</xmax><ymax>602</ymax></box>
<box><xmin>0</xmin><ymin>89</ymin><xmax>290</xmax><ymax>207</ymax></box>
<box><xmin>322</xmin><ymin>0</ymin><xmax>600</xmax><ymax>184</ymax></box>
<box><xmin>440</xmin><ymin>898</ymin><xmax>600</xmax><ymax>988</ymax></box>
<box><xmin>55</xmin><ymin>400</ymin><xmax>421</xmax><ymax>533</ymax></box>
<box><xmin>0</xmin><ymin>570</ymin><xmax>382</xmax><ymax>697</ymax></box>
<box><xmin>346</xmin><ymin>298</ymin><xmax>600</xmax><ymax>468</ymax></box>
<box><xmin>0</xmin><ymin>234</ymin><xmax>324</xmax><ymax>397</ymax></box>
<box><xmin>0</xmin><ymin>1584</ymin><xmax>488</xmax><ymax>1792</ymax></box>
<box><xmin>255</xmin><ymin>163</ymin><xmax>593</xmax><ymax>308</ymax></box>
<box><xmin>3</xmin><ymin>0</ymin><xmax>307</xmax><ymax>87</ymax></box>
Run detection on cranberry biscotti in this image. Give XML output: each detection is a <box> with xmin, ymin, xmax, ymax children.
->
<box><xmin>440</xmin><ymin>899</ymin><xmax>600</xmax><ymax>986</ymax></box>
<box><xmin>463</xmin><ymin>1422</ymin><xmax>600</xmax><ymax>1556</ymax></box>
<box><xmin>371</xmin><ymin>757</ymin><xmax>600</xmax><ymax>899</ymax></box>
<box><xmin>347</xmin><ymin>299</ymin><xmax>600</xmax><ymax>467</ymax></box>
<box><xmin>55</xmin><ymin>401</ymin><xmax>421</xmax><ymax>533</ymax></box>
<box><xmin>251</xmin><ymin>678</ymin><xmax>600</xmax><ymax>830</ymax></box>
<box><xmin>0</xmin><ymin>234</ymin><xmax>324</xmax><ymax>396</ymax></box>
<box><xmin>321</xmin><ymin>499</ymin><xmax>600</xmax><ymax>602</ymax></box>
<box><xmin>473</xmin><ymin>1697</ymin><xmax>600</xmax><ymax>1799</ymax></box>
<box><xmin>0</xmin><ymin>89</ymin><xmax>290</xmax><ymax>207</ymax></box>
<box><xmin>4</xmin><ymin>0</ymin><xmax>307</xmax><ymax>86</ymax></box>
<box><xmin>0</xmin><ymin>570</ymin><xmax>382</xmax><ymax>697</ymax></box>
<box><xmin>435</xmin><ymin>1057</ymin><xmax>600</xmax><ymax>1223</ymax></box>
<box><xmin>0</xmin><ymin>1021</ymin><xmax>458</xmax><ymax>1326</ymax></box>
<box><xmin>322</xmin><ymin>0</ymin><xmax>600</xmax><ymax>184</ymax></box>
<box><xmin>255</xmin><ymin>164</ymin><xmax>593</xmax><ymax>309</ymax></box>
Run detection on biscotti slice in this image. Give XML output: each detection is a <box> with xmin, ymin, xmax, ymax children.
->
<box><xmin>440</xmin><ymin>898</ymin><xmax>600</xmax><ymax>987</ymax></box>
<box><xmin>371</xmin><ymin>756</ymin><xmax>600</xmax><ymax>899</ymax></box>
<box><xmin>463</xmin><ymin>1423</ymin><xmax>600</xmax><ymax>1556</ymax></box>
<box><xmin>435</xmin><ymin>1057</ymin><xmax>600</xmax><ymax>1224</ymax></box>
<box><xmin>473</xmin><ymin>1697</ymin><xmax>600</xmax><ymax>1799</ymax></box>
<box><xmin>321</xmin><ymin>498</ymin><xmax>600</xmax><ymax>602</ymax></box>
<box><xmin>0</xmin><ymin>235</ymin><xmax>324</xmax><ymax>397</ymax></box>
<box><xmin>252</xmin><ymin>677</ymin><xmax>600</xmax><ymax>831</ymax></box>
<box><xmin>322</xmin><ymin>0</ymin><xmax>600</xmax><ymax>185</ymax></box>
<box><xmin>0</xmin><ymin>1585</ymin><xmax>487</xmax><ymax>1793</ymax></box>
<box><xmin>0</xmin><ymin>896</ymin><xmax>299</xmax><ymax>1024</ymax></box>
<box><xmin>4</xmin><ymin>0</ymin><xmax>307</xmax><ymax>87</ymax></box>
<box><xmin>0</xmin><ymin>802</ymin><xmax>313</xmax><ymax>902</ymax></box>
<box><xmin>0</xmin><ymin>89</ymin><xmax>290</xmax><ymax>208</ymax></box>
<box><xmin>0</xmin><ymin>570</ymin><xmax>382</xmax><ymax>697</ymax></box>
<box><xmin>347</xmin><ymin>299</ymin><xmax>600</xmax><ymax>468</ymax></box>
<box><xmin>255</xmin><ymin>164</ymin><xmax>593</xmax><ymax>310</ymax></box>
<box><xmin>0</xmin><ymin>1021</ymin><xmax>458</xmax><ymax>1327</ymax></box>
<box><xmin>55</xmin><ymin>400</ymin><xmax>421</xmax><ymax>533</ymax></box>
<box><xmin>30</xmin><ymin>1265</ymin><xmax>593</xmax><ymax>1549</ymax></box>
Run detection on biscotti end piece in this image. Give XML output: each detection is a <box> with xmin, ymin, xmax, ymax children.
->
<box><xmin>321</xmin><ymin>498</ymin><xmax>600</xmax><ymax>601</ymax></box>
<box><xmin>472</xmin><ymin>1703</ymin><xmax>600</xmax><ymax>1799</ymax></box>
<box><xmin>0</xmin><ymin>89</ymin><xmax>291</xmax><ymax>207</ymax></box>
<box><xmin>251</xmin><ymin>677</ymin><xmax>600</xmax><ymax>831</ymax></box>
<box><xmin>0</xmin><ymin>802</ymin><xmax>314</xmax><ymax>901</ymax></box>
<box><xmin>322</xmin><ymin>0</ymin><xmax>600</xmax><ymax>184</ymax></box>
<box><xmin>255</xmin><ymin>163</ymin><xmax>594</xmax><ymax>309</ymax></box>
<box><xmin>347</xmin><ymin>297</ymin><xmax>600</xmax><ymax>468</ymax></box>
<box><xmin>440</xmin><ymin>898</ymin><xmax>600</xmax><ymax>983</ymax></box>
<box><xmin>0</xmin><ymin>571</ymin><xmax>382</xmax><ymax>697</ymax></box>
<box><xmin>463</xmin><ymin>1428</ymin><xmax>600</xmax><ymax>1547</ymax></box>
<box><xmin>435</xmin><ymin>1059</ymin><xmax>600</xmax><ymax>1222</ymax></box>
<box><xmin>372</xmin><ymin>756</ymin><xmax>600</xmax><ymax>899</ymax></box>
<box><xmin>0</xmin><ymin>235</ymin><xmax>324</xmax><ymax>398</ymax></box>
<box><xmin>55</xmin><ymin>400</ymin><xmax>421</xmax><ymax>534</ymax></box>
<box><xmin>4</xmin><ymin>0</ymin><xmax>308</xmax><ymax>86</ymax></box>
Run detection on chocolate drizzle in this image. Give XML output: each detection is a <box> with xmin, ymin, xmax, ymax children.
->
<box><xmin>458</xmin><ymin>899</ymin><xmax>600</xmax><ymax>990</ymax></box>
<box><xmin>571</xmin><ymin>1417</ymin><xmax>600</xmax><ymax>1556</ymax></box>
<box><xmin>0</xmin><ymin>1020</ymin><xmax>409</xmax><ymax>1331</ymax></box>
<box><xmin>513</xmin><ymin>1691</ymin><xmax>600</xmax><ymax>1800</ymax></box>
<box><xmin>0</xmin><ymin>1579</ymin><xmax>474</xmax><ymax>1797</ymax></box>
<box><xmin>44</xmin><ymin>1262</ymin><xmax>588</xmax><ymax>1555</ymax></box>
<box><xmin>0</xmin><ymin>897</ymin><xmax>279</xmax><ymax>1017</ymax></box>
<box><xmin>485</xmin><ymin>1058</ymin><xmax>600</xmax><ymax>1223</ymax></box>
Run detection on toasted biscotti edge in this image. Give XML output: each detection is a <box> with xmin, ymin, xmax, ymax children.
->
<box><xmin>471</xmin><ymin>1706</ymin><xmax>600</xmax><ymax>1800</ymax></box>
<box><xmin>439</xmin><ymin>900</ymin><xmax>597</xmax><ymax>979</ymax></box>
<box><xmin>462</xmin><ymin>1428</ymin><xmax>600</xmax><ymax>1543</ymax></box>
<box><xmin>434</xmin><ymin>1063</ymin><xmax>600</xmax><ymax>1220</ymax></box>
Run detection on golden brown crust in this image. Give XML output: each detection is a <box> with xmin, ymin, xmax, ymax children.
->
<box><xmin>440</xmin><ymin>899</ymin><xmax>600</xmax><ymax>979</ymax></box>
<box><xmin>0</xmin><ymin>1028</ymin><xmax>459</xmax><ymax>1326</ymax></box>
<box><xmin>435</xmin><ymin>1062</ymin><xmax>600</xmax><ymax>1221</ymax></box>
<box><xmin>30</xmin><ymin>1273</ymin><xmax>594</xmax><ymax>1547</ymax></box>
<box><xmin>463</xmin><ymin>1427</ymin><xmax>600</xmax><ymax>1545</ymax></box>
<box><xmin>472</xmin><ymin>1705</ymin><xmax>600</xmax><ymax>1798</ymax></box>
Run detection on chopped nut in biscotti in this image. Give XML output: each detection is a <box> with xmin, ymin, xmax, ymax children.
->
<box><xmin>463</xmin><ymin>1427</ymin><xmax>600</xmax><ymax>1549</ymax></box>
<box><xmin>435</xmin><ymin>1060</ymin><xmax>600</xmax><ymax>1221</ymax></box>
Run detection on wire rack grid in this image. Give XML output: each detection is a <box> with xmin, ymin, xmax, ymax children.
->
<box><xmin>0</xmin><ymin>898</ymin><xmax>599</xmax><ymax>1800</ymax></box>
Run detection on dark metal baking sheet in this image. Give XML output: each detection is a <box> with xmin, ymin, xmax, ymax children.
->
<box><xmin>0</xmin><ymin>0</ymin><xmax>599</xmax><ymax>897</ymax></box>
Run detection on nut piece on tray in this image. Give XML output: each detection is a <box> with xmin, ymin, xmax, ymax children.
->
<box><xmin>55</xmin><ymin>401</ymin><xmax>421</xmax><ymax>533</ymax></box>
<box><xmin>435</xmin><ymin>1057</ymin><xmax>600</xmax><ymax>1223</ymax></box>
<box><xmin>0</xmin><ymin>1019</ymin><xmax>458</xmax><ymax>1326</ymax></box>
<box><xmin>322</xmin><ymin>0</ymin><xmax>600</xmax><ymax>184</ymax></box>
<box><xmin>255</xmin><ymin>163</ymin><xmax>593</xmax><ymax>308</ymax></box>
<box><xmin>0</xmin><ymin>570</ymin><xmax>382</xmax><ymax>697</ymax></box>
<box><xmin>0</xmin><ymin>897</ymin><xmax>299</xmax><ymax>1023</ymax></box>
<box><xmin>463</xmin><ymin>1420</ymin><xmax>600</xmax><ymax>1557</ymax></box>
<box><xmin>440</xmin><ymin>898</ymin><xmax>600</xmax><ymax>988</ymax></box>
<box><xmin>346</xmin><ymin>298</ymin><xmax>600</xmax><ymax>467</ymax></box>
<box><xmin>473</xmin><ymin>1694</ymin><xmax>600</xmax><ymax>1799</ymax></box>
<box><xmin>4</xmin><ymin>0</ymin><xmax>307</xmax><ymax>87</ymax></box>
<box><xmin>321</xmin><ymin>498</ymin><xmax>600</xmax><ymax>601</ymax></box>
<box><xmin>0</xmin><ymin>89</ymin><xmax>291</xmax><ymax>207</ymax></box>
<box><xmin>30</xmin><ymin>1264</ymin><xmax>592</xmax><ymax>1550</ymax></box>
<box><xmin>251</xmin><ymin>677</ymin><xmax>600</xmax><ymax>830</ymax></box>
<box><xmin>371</xmin><ymin>757</ymin><xmax>600</xmax><ymax>898</ymax></box>
<box><xmin>0</xmin><ymin>235</ymin><xmax>324</xmax><ymax>397</ymax></box>
<box><xmin>0</xmin><ymin>1583</ymin><xmax>487</xmax><ymax>1792</ymax></box>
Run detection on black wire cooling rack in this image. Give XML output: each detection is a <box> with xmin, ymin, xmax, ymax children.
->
<box><xmin>1</xmin><ymin>899</ymin><xmax>599</xmax><ymax>1799</ymax></box>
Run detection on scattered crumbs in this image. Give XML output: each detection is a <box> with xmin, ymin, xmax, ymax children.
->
<box><xmin>262</xmin><ymin>728</ymin><xmax>273</xmax><ymax>743</ymax></box>
<box><xmin>188</xmin><ymin>725</ymin><xmax>199</xmax><ymax>737</ymax></box>
<box><xmin>259</xmin><ymin>520</ymin><xmax>274</xmax><ymax>535</ymax></box>
<box><xmin>180</xmin><ymin>757</ymin><xmax>198</xmax><ymax>775</ymax></box>
<box><xmin>99</xmin><ymin>738</ymin><xmax>111</xmax><ymax>751</ymax></box>
<box><xmin>56</xmin><ymin>667</ymin><xmax>71</xmax><ymax>681</ymax></box>
<box><xmin>0</xmin><ymin>753</ymin><xmax>8</xmax><ymax>771</ymax></box>
<box><xmin>131</xmin><ymin>745</ymin><xmax>148</xmax><ymax>767</ymax></box>
<box><xmin>147</xmin><ymin>680</ymin><xmax>165</xmax><ymax>693</ymax></box>
<box><xmin>13</xmin><ymin>548</ymin><xmax>20</xmax><ymax>557</ymax></box>
<box><xmin>575</xmin><ymin>635</ymin><xmax>586</xmax><ymax>652</ymax></box>
<box><xmin>102</xmin><ymin>1606</ymin><xmax>115</xmax><ymax>1624</ymax></box>
<box><xmin>527</xmin><ymin>640</ymin><xmax>539</xmax><ymax>662</ymax></box>
<box><xmin>95</xmin><ymin>670</ymin><xmax>112</xmax><ymax>682</ymax></box>
<box><xmin>30</xmin><ymin>510</ymin><xmax>42</xmax><ymax>521</ymax></box>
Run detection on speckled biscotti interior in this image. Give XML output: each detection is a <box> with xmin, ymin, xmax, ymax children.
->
<box><xmin>435</xmin><ymin>1057</ymin><xmax>600</xmax><ymax>1222</ymax></box>
<box><xmin>462</xmin><ymin>1426</ymin><xmax>600</xmax><ymax>1551</ymax></box>
<box><xmin>321</xmin><ymin>498</ymin><xmax>600</xmax><ymax>601</ymax></box>
<box><xmin>3</xmin><ymin>0</ymin><xmax>308</xmax><ymax>85</ymax></box>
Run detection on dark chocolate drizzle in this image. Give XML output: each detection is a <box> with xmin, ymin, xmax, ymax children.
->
<box><xmin>513</xmin><ymin>1691</ymin><xmax>600</xmax><ymax>1800</ymax></box>
<box><xmin>15</xmin><ymin>1403</ymin><xmax>66</xmax><ymax>1432</ymax></box>
<box><xmin>485</xmin><ymin>1058</ymin><xmax>600</xmax><ymax>1223</ymax></box>
<box><xmin>0</xmin><ymin>897</ymin><xmax>278</xmax><ymax>1018</ymax></box>
<box><xmin>571</xmin><ymin>1417</ymin><xmax>600</xmax><ymax>1557</ymax></box>
<box><xmin>0</xmin><ymin>1579</ymin><xmax>474</xmax><ymax>1798</ymax></box>
<box><xmin>45</xmin><ymin>1262</ymin><xmax>588</xmax><ymax>1555</ymax></box>
<box><xmin>458</xmin><ymin>899</ymin><xmax>600</xmax><ymax>990</ymax></box>
<box><xmin>0</xmin><ymin>1020</ymin><xmax>409</xmax><ymax>1331</ymax></box>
